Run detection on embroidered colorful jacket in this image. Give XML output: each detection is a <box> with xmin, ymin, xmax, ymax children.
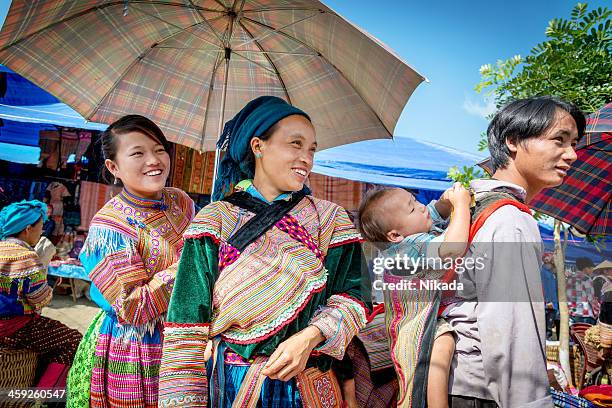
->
<box><xmin>0</xmin><ymin>238</ymin><xmax>52</xmax><ymax>317</ymax></box>
<box><xmin>82</xmin><ymin>188</ymin><xmax>195</xmax><ymax>329</ymax></box>
<box><xmin>72</xmin><ymin>187</ymin><xmax>195</xmax><ymax>408</ymax></box>
<box><xmin>159</xmin><ymin>194</ymin><xmax>370</xmax><ymax>407</ymax></box>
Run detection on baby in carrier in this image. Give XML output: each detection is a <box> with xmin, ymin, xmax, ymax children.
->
<box><xmin>358</xmin><ymin>183</ymin><xmax>472</xmax><ymax>408</ymax></box>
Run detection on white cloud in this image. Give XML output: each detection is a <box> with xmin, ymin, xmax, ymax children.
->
<box><xmin>463</xmin><ymin>96</ymin><xmax>496</xmax><ymax>119</ymax></box>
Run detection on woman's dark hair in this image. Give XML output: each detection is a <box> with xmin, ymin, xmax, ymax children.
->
<box><xmin>243</xmin><ymin>120</ymin><xmax>281</xmax><ymax>175</ymax></box>
<box><xmin>576</xmin><ymin>257</ymin><xmax>595</xmax><ymax>270</ymax></box>
<box><xmin>487</xmin><ymin>96</ymin><xmax>586</xmax><ymax>171</ymax></box>
<box><xmin>101</xmin><ymin>115</ymin><xmax>170</xmax><ymax>184</ymax></box>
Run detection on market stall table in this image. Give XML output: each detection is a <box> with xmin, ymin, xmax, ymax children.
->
<box><xmin>48</xmin><ymin>260</ymin><xmax>89</xmax><ymax>302</ymax></box>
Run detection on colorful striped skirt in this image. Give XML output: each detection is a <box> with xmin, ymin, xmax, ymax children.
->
<box><xmin>67</xmin><ymin>310</ymin><xmax>163</xmax><ymax>408</ymax></box>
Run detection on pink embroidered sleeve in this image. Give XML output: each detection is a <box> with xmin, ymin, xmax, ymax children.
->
<box><xmin>89</xmin><ymin>250</ymin><xmax>176</xmax><ymax>326</ymax></box>
<box><xmin>159</xmin><ymin>323</ymin><xmax>210</xmax><ymax>407</ymax></box>
<box><xmin>309</xmin><ymin>294</ymin><xmax>368</xmax><ymax>359</ymax></box>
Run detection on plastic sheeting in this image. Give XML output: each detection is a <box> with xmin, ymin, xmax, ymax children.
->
<box><xmin>0</xmin><ymin>65</ymin><xmax>107</xmax><ymax>163</ymax></box>
<box><xmin>313</xmin><ymin>137</ymin><xmax>485</xmax><ymax>192</ymax></box>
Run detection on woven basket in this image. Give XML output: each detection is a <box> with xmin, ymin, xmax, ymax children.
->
<box><xmin>0</xmin><ymin>347</ymin><xmax>38</xmax><ymax>388</ymax></box>
<box><xmin>546</xmin><ymin>344</ymin><xmax>583</xmax><ymax>386</ymax></box>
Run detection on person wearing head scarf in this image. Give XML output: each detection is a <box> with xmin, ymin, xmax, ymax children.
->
<box><xmin>159</xmin><ymin>96</ymin><xmax>371</xmax><ymax>407</ymax></box>
<box><xmin>0</xmin><ymin>200</ymin><xmax>82</xmax><ymax>388</ymax></box>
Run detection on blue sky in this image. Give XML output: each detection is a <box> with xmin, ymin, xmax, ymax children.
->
<box><xmin>323</xmin><ymin>0</ymin><xmax>607</xmax><ymax>154</ymax></box>
<box><xmin>0</xmin><ymin>0</ymin><xmax>606</xmax><ymax>155</ymax></box>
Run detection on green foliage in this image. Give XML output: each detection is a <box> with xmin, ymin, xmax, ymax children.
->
<box><xmin>477</xmin><ymin>131</ymin><xmax>488</xmax><ymax>152</ymax></box>
<box><xmin>456</xmin><ymin>3</ymin><xmax>610</xmax><ymax>189</ymax></box>
<box><xmin>476</xmin><ymin>3</ymin><xmax>611</xmax><ymax>114</ymax></box>
<box><xmin>447</xmin><ymin>165</ymin><xmax>485</xmax><ymax>188</ymax></box>
<box><xmin>585</xmin><ymin>233</ymin><xmax>608</xmax><ymax>251</ymax></box>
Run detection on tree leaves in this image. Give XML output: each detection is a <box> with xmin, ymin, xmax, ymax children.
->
<box><xmin>475</xmin><ymin>2</ymin><xmax>611</xmax><ymax>114</ymax></box>
<box><xmin>456</xmin><ymin>3</ymin><xmax>611</xmax><ymax>187</ymax></box>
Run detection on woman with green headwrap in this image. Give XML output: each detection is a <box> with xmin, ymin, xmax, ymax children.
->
<box><xmin>159</xmin><ymin>96</ymin><xmax>371</xmax><ymax>407</ymax></box>
<box><xmin>0</xmin><ymin>199</ymin><xmax>82</xmax><ymax>388</ymax></box>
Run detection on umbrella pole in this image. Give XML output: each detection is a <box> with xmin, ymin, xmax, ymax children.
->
<box><xmin>210</xmin><ymin>48</ymin><xmax>231</xmax><ymax>202</ymax></box>
<box><xmin>554</xmin><ymin>219</ymin><xmax>573</xmax><ymax>388</ymax></box>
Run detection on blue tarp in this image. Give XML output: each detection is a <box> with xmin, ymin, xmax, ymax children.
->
<box><xmin>539</xmin><ymin>222</ymin><xmax>611</xmax><ymax>264</ymax></box>
<box><xmin>0</xmin><ymin>102</ymin><xmax>108</xmax><ymax>131</ymax></box>
<box><xmin>0</xmin><ymin>68</ymin><xmax>60</xmax><ymax>105</ymax></box>
<box><xmin>0</xmin><ymin>66</ymin><xmax>107</xmax><ymax>130</ymax></box>
<box><xmin>0</xmin><ymin>141</ymin><xmax>40</xmax><ymax>163</ymax></box>
<box><xmin>0</xmin><ymin>119</ymin><xmax>55</xmax><ymax>147</ymax></box>
<box><xmin>313</xmin><ymin>137</ymin><xmax>485</xmax><ymax>192</ymax></box>
<box><xmin>0</xmin><ymin>65</ymin><xmax>107</xmax><ymax>163</ymax></box>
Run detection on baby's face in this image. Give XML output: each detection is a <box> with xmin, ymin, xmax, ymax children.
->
<box><xmin>383</xmin><ymin>189</ymin><xmax>432</xmax><ymax>242</ymax></box>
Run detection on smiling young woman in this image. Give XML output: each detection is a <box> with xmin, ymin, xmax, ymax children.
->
<box><xmin>65</xmin><ymin>115</ymin><xmax>195</xmax><ymax>408</ymax></box>
<box><xmin>159</xmin><ymin>96</ymin><xmax>371</xmax><ymax>407</ymax></box>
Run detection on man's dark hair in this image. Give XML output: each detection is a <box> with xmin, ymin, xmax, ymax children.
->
<box><xmin>576</xmin><ymin>257</ymin><xmax>595</xmax><ymax>271</ymax></box>
<box><xmin>487</xmin><ymin>96</ymin><xmax>586</xmax><ymax>171</ymax></box>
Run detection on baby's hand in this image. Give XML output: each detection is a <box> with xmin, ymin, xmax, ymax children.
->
<box><xmin>446</xmin><ymin>183</ymin><xmax>471</xmax><ymax>208</ymax></box>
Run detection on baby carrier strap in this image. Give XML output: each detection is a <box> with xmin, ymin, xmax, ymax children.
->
<box><xmin>469</xmin><ymin>191</ymin><xmax>531</xmax><ymax>242</ymax></box>
<box><xmin>438</xmin><ymin>192</ymin><xmax>532</xmax><ymax>315</ymax></box>
<box><xmin>222</xmin><ymin>189</ymin><xmax>306</xmax><ymax>252</ymax></box>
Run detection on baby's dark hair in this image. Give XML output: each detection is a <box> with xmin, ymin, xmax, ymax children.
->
<box><xmin>358</xmin><ymin>188</ymin><xmax>398</xmax><ymax>243</ymax></box>
<box><xmin>100</xmin><ymin>115</ymin><xmax>170</xmax><ymax>184</ymax></box>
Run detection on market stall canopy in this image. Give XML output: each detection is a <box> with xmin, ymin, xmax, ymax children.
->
<box><xmin>0</xmin><ymin>65</ymin><xmax>107</xmax><ymax>163</ymax></box>
<box><xmin>312</xmin><ymin>137</ymin><xmax>485</xmax><ymax>192</ymax></box>
<box><xmin>0</xmin><ymin>102</ymin><xmax>108</xmax><ymax>131</ymax></box>
<box><xmin>0</xmin><ymin>65</ymin><xmax>107</xmax><ymax>130</ymax></box>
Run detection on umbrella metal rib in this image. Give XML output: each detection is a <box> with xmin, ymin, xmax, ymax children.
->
<box><xmin>235</xmin><ymin>10</ymin><xmax>324</xmax><ymax>49</ymax></box>
<box><xmin>238</xmin><ymin>21</ymin><xmax>292</xmax><ymax>103</ymax></box>
<box><xmin>242</xmin><ymin>15</ymin><xmax>393</xmax><ymax>135</ymax></box>
<box><xmin>186</xmin><ymin>0</ymin><xmax>226</xmax><ymax>45</ymax></box>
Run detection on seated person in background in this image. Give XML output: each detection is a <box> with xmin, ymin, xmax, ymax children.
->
<box><xmin>0</xmin><ymin>200</ymin><xmax>81</xmax><ymax>388</ymax></box>
<box><xmin>567</xmin><ymin>257</ymin><xmax>598</xmax><ymax>325</ymax></box>
<box><xmin>359</xmin><ymin>182</ymin><xmax>472</xmax><ymax>408</ymax></box>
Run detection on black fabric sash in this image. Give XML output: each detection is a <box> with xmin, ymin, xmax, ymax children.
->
<box><xmin>222</xmin><ymin>189</ymin><xmax>306</xmax><ymax>252</ymax></box>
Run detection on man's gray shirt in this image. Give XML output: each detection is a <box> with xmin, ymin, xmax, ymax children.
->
<box><xmin>445</xmin><ymin>179</ymin><xmax>553</xmax><ymax>407</ymax></box>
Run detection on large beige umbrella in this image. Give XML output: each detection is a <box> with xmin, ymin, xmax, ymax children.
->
<box><xmin>0</xmin><ymin>1</ymin><xmax>426</xmax><ymax>195</ymax></box>
<box><xmin>0</xmin><ymin>1</ymin><xmax>425</xmax><ymax>148</ymax></box>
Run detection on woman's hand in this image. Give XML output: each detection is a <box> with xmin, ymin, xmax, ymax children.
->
<box><xmin>261</xmin><ymin>325</ymin><xmax>324</xmax><ymax>381</ymax></box>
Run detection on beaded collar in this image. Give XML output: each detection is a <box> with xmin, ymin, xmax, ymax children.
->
<box><xmin>118</xmin><ymin>189</ymin><xmax>169</xmax><ymax>211</ymax></box>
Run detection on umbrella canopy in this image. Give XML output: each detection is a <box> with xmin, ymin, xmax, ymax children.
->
<box><xmin>479</xmin><ymin>103</ymin><xmax>611</xmax><ymax>237</ymax></box>
<box><xmin>0</xmin><ymin>0</ymin><xmax>425</xmax><ymax>153</ymax></box>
